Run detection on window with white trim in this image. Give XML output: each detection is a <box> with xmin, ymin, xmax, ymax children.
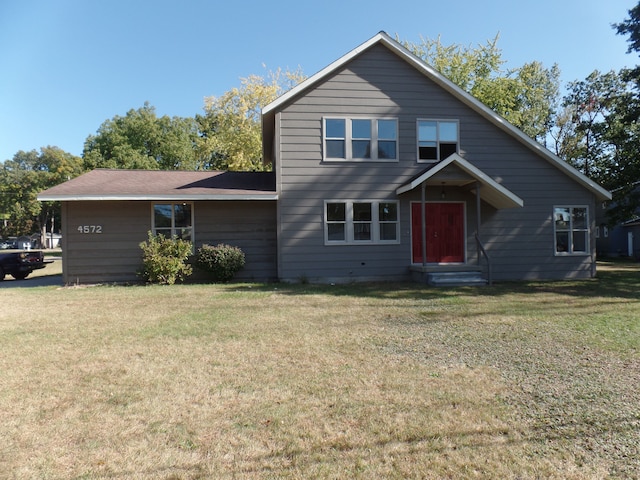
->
<box><xmin>554</xmin><ymin>206</ymin><xmax>589</xmax><ymax>255</ymax></box>
<box><xmin>325</xmin><ymin>200</ymin><xmax>399</xmax><ymax>244</ymax></box>
<box><xmin>152</xmin><ymin>202</ymin><xmax>194</xmax><ymax>243</ymax></box>
<box><xmin>323</xmin><ymin>118</ymin><xmax>398</xmax><ymax>161</ymax></box>
<box><xmin>417</xmin><ymin>119</ymin><xmax>458</xmax><ymax>162</ymax></box>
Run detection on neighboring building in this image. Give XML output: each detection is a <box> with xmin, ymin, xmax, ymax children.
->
<box><xmin>596</xmin><ymin>183</ymin><xmax>640</xmax><ymax>259</ymax></box>
<box><xmin>39</xmin><ymin>32</ymin><xmax>611</xmax><ymax>285</ymax></box>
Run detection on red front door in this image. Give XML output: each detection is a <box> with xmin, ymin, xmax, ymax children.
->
<box><xmin>412</xmin><ymin>202</ymin><xmax>465</xmax><ymax>263</ymax></box>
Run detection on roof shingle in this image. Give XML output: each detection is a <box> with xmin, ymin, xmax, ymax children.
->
<box><xmin>38</xmin><ymin>169</ymin><xmax>277</xmax><ymax>201</ymax></box>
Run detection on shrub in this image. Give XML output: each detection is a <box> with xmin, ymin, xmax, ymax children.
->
<box><xmin>196</xmin><ymin>243</ymin><xmax>245</xmax><ymax>282</ymax></box>
<box><xmin>138</xmin><ymin>232</ymin><xmax>193</xmax><ymax>285</ymax></box>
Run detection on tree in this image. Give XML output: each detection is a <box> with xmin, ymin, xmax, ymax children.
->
<box><xmin>554</xmin><ymin>71</ymin><xmax>630</xmax><ymax>181</ymax></box>
<box><xmin>197</xmin><ymin>68</ymin><xmax>305</xmax><ymax>171</ymax></box>
<box><xmin>399</xmin><ymin>35</ymin><xmax>560</xmax><ymax>143</ymax></box>
<box><xmin>83</xmin><ymin>102</ymin><xmax>202</xmax><ymax>170</ymax></box>
<box><xmin>615</xmin><ymin>2</ymin><xmax>640</xmax><ymax>83</ymax></box>
<box><xmin>0</xmin><ymin>147</ymin><xmax>84</xmax><ymax>241</ymax></box>
<box><xmin>600</xmin><ymin>2</ymin><xmax>640</xmax><ymax>224</ymax></box>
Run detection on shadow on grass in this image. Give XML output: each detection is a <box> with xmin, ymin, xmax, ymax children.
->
<box><xmin>212</xmin><ymin>261</ymin><xmax>640</xmax><ymax>302</ymax></box>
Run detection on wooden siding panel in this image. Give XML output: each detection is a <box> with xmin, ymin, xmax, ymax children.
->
<box><xmin>62</xmin><ymin>200</ymin><xmax>277</xmax><ymax>284</ymax></box>
<box><xmin>275</xmin><ymin>43</ymin><xmax>598</xmax><ymax>281</ymax></box>
<box><xmin>194</xmin><ymin>201</ymin><xmax>277</xmax><ymax>281</ymax></box>
<box><xmin>62</xmin><ymin>201</ymin><xmax>149</xmax><ymax>284</ymax></box>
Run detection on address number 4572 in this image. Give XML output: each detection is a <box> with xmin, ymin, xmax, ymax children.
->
<box><xmin>77</xmin><ymin>225</ymin><xmax>103</xmax><ymax>234</ymax></box>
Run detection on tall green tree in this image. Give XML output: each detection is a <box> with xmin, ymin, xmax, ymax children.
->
<box><xmin>554</xmin><ymin>70</ymin><xmax>630</xmax><ymax>182</ymax></box>
<box><xmin>197</xmin><ymin>68</ymin><xmax>306</xmax><ymax>171</ymax></box>
<box><xmin>83</xmin><ymin>102</ymin><xmax>202</xmax><ymax>170</ymax></box>
<box><xmin>400</xmin><ymin>35</ymin><xmax>560</xmax><ymax>142</ymax></box>
<box><xmin>0</xmin><ymin>146</ymin><xmax>84</xmax><ymax>240</ymax></box>
<box><xmin>602</xmin><ymin>1</ymin><xmax>640</xmax><ymax>224</ymax></box>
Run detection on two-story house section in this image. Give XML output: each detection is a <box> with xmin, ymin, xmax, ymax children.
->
<box><xmin>261</xmin><ymin>31</ymin><xmax>610</xmax><ymax>284</ymax></box>
<box><xmin>40</xmin><ymin>32</ymin><xmax>611</xmax><ymax>285</ymax></box>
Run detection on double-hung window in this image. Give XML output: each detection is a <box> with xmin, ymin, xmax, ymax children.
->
<box><xmin>153</xmin><ymin>202</ymin><xmax>194</xmax><ymax>243</ymax></box>
<box><xmin>554</xmin><ymin>206</ymin><xmax>589</xmax><ymax>255</ymax></box>
<box><xmin>324</xmin><ymin>118</ymin><xmax>398</xmax><ymax>161</ymax></box>
<box><xmin>325</xmin><ymin>200</ymin><xmax>399</xmax><ymax>244</ymax></box>
<box><xmin>417</xmin><ymin>120</ymin><xmax>458</xmax><ymax>162</ymax></box>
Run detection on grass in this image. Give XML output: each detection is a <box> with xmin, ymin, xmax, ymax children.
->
<box><xmin>1</xmin><ymin>261</ymin><xmax>639</xmax><ymax>479</ymax></box>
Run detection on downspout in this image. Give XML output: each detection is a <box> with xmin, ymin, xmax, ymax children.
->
<box><xmin>476</xmin><ymin>181</ymin><xmax>481</xmax><ymax>264</ymax></box>
<box><xmin>421</xmin><ymin>182</ymin><xmax>427</xmax><ymax>268</ymax></box>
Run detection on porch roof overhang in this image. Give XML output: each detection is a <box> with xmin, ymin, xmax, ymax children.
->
<box><xmin>396</xmin><ymin>153</ymin><xmax>524</xmax><ymax>209</ymax></box>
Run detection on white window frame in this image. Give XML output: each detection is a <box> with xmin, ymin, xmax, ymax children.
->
<box><xmin>324</xmin><ymin>200</ymin><xmax>400</xmax><ymax>245</ymax></box>
<box><xmin>152</xmin><ymin>202</ymin><xmax>195</xmax><ymax>244</ymax></box>
<box><xmin>323</xmin><ymin>117</ymin><xmax>398</xmax><ymax>162</ymax></box>
<box><xmin>416</xmin><ymin>119</ymin><xmax>459</xmax><ymax>163</ymax></box>
<box><xmin>553</xmin><ymin>205</ymin><xmax>589</xmax><ymax>256</ymax></box>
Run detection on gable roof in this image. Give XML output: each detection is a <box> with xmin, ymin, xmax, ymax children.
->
<box><xmin>262</xmin><ymin>31</ymin><xmax>611</xmax><ymax>202</ymax></box>
<box><xmin>37</xmin><ymin>169</ymin><xmax>277</xmax><ymax>201</ymax></box>
<box><xmin>396</xmin><ymin>154</ymin><xmax>524</xmax><ymax>209</ymax></box>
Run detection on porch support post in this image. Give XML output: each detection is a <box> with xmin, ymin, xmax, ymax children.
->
<box><xmin>421</xmin><ymin>182</ymin><xmax>427</xmax><ymax>267</ymax></box>
<box><xmin>476</xmin><ymin>181</ymin><xmax>482</xmax><ymax>265</ymax></box>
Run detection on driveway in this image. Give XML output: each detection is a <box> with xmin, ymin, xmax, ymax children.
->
<box><xmin>0</xmin><ymin>274</ymin><xmax>63</xmax><ymax>288</ymax></box>
<box><xmin>0</xmin><ymin>256</ymin><xmax>63</xmax><ymax>288</ymax></box>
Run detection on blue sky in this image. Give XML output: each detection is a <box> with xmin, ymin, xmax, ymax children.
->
<box><xmin>0</xmin><ymin>0</ymin><xmax>637</xmax><ymax>162</ymax></box>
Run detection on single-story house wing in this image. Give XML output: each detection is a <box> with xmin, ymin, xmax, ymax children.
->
<box><xmin>39</xmin><ymin>169</ymin><xmax>278</xmax><ymax>284</ymax></box>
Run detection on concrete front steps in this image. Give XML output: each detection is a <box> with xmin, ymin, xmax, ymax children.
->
<box><xmin>410</xmin><ymin>265</ymin><xmax>489</xmax><ymax>286</ymax></box>
<box><xmin>426</xmin><ymin>270</ymin><xmax>488</xmax><ymax>286</ymax></box>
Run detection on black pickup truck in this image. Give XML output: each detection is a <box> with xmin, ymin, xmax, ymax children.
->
<box><xmin>0</xmin><ymin>250</ymin><xmax>51</xmax><ymax>280</ymax></box>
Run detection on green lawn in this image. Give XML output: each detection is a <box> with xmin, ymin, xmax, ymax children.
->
<box><xmin>1</xmin><ymin>261</ymin><xmax>638</xmax><ymax>479</ymax></box>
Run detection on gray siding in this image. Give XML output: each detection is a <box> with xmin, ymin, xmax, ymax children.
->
<box><xmin>193</xmin><ymin>201</ymin><xmax>277</xmax><ymax>281</ymax></box>
<box><xmin>61</xmin><ymin>201</ymin><xmax>149</xmax><ymax>284</ymax></box>
<box><xmin>275</xmin><ymin>44</ymin><xmax>597</xmax><ymax>282</ymax></box>
<box><xmin>61</xmin><ymin>200</ymin><xmax>277</xmax><ymax>284</ymax></box>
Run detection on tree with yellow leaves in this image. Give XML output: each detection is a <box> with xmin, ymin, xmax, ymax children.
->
<box><xmin>196</xmin><ymin>68</ymin><xmax>305</xmax><ymax>171</ymax></box>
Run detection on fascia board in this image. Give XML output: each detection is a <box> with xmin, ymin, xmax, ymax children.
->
<box><xmin>262</xmin><ymin>33</ymin><xmax>386</xmax><ymax>115</ymax></box>
<box><xmin>396</xmin><ymin>154</ymin><xmax>524</xmax><ymax>209</ymax></box>
<box><xmin>37</xmin><ymin>194</ymin><xmax>279</xmax><ymax>201</ymax></box>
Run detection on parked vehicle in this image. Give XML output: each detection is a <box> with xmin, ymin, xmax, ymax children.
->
<box><xmin>0</xmin><ymin>250</ymin><xmax>51</xmax><ymax>280</ymax></box>
<box><xmin>0</xmin><ymin>239</ymin><xmax>17</xmax><ymax>249</ymax></box>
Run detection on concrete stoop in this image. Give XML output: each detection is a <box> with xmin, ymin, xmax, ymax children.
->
<box><xmin>426</xmin><ymin>270</ymin><xmax>488</xmax><ymax>287</ymax></box>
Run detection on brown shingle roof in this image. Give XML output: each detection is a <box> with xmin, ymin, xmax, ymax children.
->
<box><xmin>38</xmin><ymin>169</ymin><xmax>277</xmax><ymax>201</ymax></box>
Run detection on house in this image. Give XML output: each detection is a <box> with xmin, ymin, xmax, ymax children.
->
<box><xmin>596</xmin><ymin>182</ymin><xmax>640</xmax><ymax>259</ymax></box>
<box><xmin>39</xmin><ymin>32</ymin><xmax>611</xmax><ymax>285</ymax></box>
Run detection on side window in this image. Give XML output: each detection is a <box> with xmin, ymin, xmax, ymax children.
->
<box><xmin>351</xmin><ymin>120</ymin><xmax>372</xmax><ymax>159</ymax></box>
<box><xmin>326</xmin><ymin>202</ymin><xmax>346</xmax><ymax>241</ymax></box>
<box><xmin>377</xmin><ymin>119</ymin><xmax>397</xmax><ymax>159</ymax></box>
<box><xmin>325</xmin><ymin>119</ymin><xmax>346</xmax><ymax>159</ymax></box>
<box><xmin>417</xmin><ymin>120</ymin><xmax>458</xmax><ymax>162</ymax></box>
<box><xmin>554</xmin><ymin>206</ymin><xmax>589</xmax><ymax>255</ymax></box>
<box><xmin>153</xmin><ymin>203</ymin><xmax>193</xmax><ymax>243</ymax></box>
<box><xmin>324</xmin><ymin>118</ymin><xmax>397</xmax><ymax>161</ymax></box>
<box><xmin>378</xmin><ymin>202</ymin><xmax>399</xmax><ymax>241</ymax></box>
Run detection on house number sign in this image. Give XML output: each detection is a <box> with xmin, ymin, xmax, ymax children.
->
<box><xmin>77</xmin><ymin>225</ymin><xmax>103</xmax><ymax>234</ymax></box>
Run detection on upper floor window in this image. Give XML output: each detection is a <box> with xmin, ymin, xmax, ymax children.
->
<box><xmin>325</xmin><ymin>200</ymin><xmax>399</xmax><ymax>244</ymax></box>
<box><xmin>324</xmin><ymin>117</ymin><xmax>397</xmax><ymax>161</ymax></box>
<box><xmin>153</xmin><ymin>202</ymin><xmax>193</xmax><ymax>243</ymax></box>
<box><xmin>554</xmin><ymin>206</ymin><xmax>589</xmax><ymax>255</ymax></box>
<box><xmin>417</xmin><ymin>120</ymin><xmax>458</xmax><ymax>162</ymax></box>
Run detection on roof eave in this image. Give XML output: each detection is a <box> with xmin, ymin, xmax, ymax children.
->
<box><xmin>37</xmin><ymin>194</ymin><xmax>279</xmax><ymax>202</ymax></box>
<box><xmin>396</xmin><ymin>153</ymin><xmax>524</xmax><ymax>209</ymax></box>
